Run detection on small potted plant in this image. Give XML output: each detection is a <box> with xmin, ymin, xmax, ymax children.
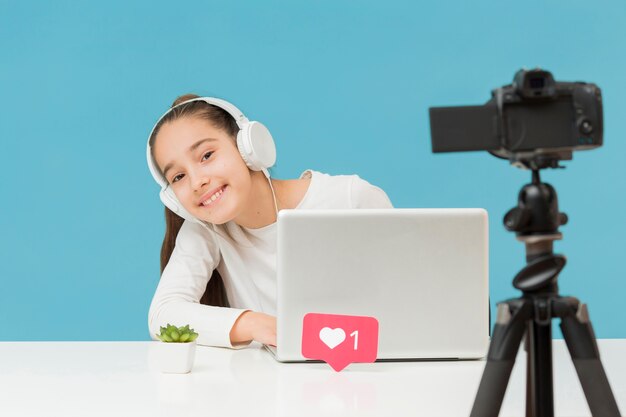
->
<box><xmin>155</xmin><ymin>323</ymin><xmax>199</xmax><ymax>374</ymax></box>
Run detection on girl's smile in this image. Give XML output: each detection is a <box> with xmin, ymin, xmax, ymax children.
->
<box><xmin>199</xmin><ymin>185</ymin><xmax>227</xmax><ymax>207</ymax></box>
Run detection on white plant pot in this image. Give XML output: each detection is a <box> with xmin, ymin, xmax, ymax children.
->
<box><xmin>156</xmin><ymin>340</ymin><xmax>197</xmax><ymax>374</ymax></box>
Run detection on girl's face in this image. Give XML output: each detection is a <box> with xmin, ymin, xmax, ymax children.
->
<box><xmin>152</xmin><ymin>116</ymin><xmax>253</xmax><ymax>225</ymax></box>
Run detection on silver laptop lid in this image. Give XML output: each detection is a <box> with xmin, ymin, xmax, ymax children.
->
<box><xmin>274</xmin><ymin>208</ymin><xmax>489</xmax><ymax>362</ymax></box>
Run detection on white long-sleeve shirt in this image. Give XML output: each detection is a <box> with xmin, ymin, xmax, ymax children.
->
<box><xmin>148</xmin><ymin>169</ymin><xmax>394</xmax><ymax>349</ymax></box>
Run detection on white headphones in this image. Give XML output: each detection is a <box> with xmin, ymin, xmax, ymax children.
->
<box><xmin>146</xmin><ymin>97</ymin><xmax>277</xmax><ymax>224</ymax></box>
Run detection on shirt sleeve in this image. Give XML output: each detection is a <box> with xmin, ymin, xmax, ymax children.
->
<box><xmin>147</xmin><ymin>220</ymin><xmax>253</xmax><ymax>349</ymax></box>
<box><xmin>350</xmin><ymin>175</ymin><xmax>394</xmax><ymax>208</ymax></box>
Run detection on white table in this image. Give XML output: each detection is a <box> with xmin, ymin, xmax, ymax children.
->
<box><xmin>0</xmin><ymin>339</ymin><xmax>624</xmax><ymax>416</ymax></box>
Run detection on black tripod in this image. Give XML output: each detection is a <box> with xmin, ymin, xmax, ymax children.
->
<box><xmin>470</xmin><ymin>169</ymin><xmax>622</xmax><ymax>417</ymax></box>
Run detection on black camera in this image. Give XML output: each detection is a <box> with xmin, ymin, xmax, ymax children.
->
<box><xmin>429</xmin><ymin>68</ymin><xmax>603</xmax><ymax>169</ymax></box>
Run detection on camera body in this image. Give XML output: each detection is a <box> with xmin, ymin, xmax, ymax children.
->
<box><xmin>429</xmin><ymin>68</ymin><xmax>603</xmax><ymax>169</ymax></box>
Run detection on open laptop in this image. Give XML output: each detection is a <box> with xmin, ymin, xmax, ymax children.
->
<box><xmin>264</xmin><ymin>208</ymin><xmax>490</xmax><ymax>362</ymax></box>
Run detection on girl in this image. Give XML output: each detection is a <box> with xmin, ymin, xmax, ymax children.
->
<box><xmin>147</xmin><ymin>94</ymin><xmax>393</xmax><ymax>349</ymax></box>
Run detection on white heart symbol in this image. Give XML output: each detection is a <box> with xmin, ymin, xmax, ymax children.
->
<box><xmin>319</xmin><ymin>327</ymin><xmax>346</xmax><ymax>349</ymax></box>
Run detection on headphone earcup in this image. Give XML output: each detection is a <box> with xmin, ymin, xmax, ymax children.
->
<box><xmin>237</xmin><ymin>121</ymin><xmax>276</xmax><ymax>171</ymax></box>
<box><xmin>160</xmin><ymin>186</ymin><xmax>198</xmax><ymax>223</ymax></box>
<box><xmin>237</xmin><ymin>129</ymin><xmax>255</xmax><ymax>170</ymax></box>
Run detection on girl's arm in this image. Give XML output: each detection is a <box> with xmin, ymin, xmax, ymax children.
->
<box><xmin>230</xmin><ymin>310</ymin><xmax>277</xmax><ymax>347</ymax></box>
<box><xmin>149</xmin><ymin>221</ymin><xmax>254</xmax><ymax>349</ymax></box>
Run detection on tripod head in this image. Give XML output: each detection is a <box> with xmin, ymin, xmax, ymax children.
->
<box><xmin>504</xmin><ymin>168</ymin><xmax>568</xmax><ymax>237</ymax></box>
<box><xmin>505</xmin><ymin>168</ymin><xmax>569</xmax><ymax>294</ymax></box>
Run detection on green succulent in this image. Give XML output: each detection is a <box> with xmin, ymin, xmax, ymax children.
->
<box><xmin>156</xmin><ymin>323</ymin><xmax>199</xmax><ymax>343</ymax></box>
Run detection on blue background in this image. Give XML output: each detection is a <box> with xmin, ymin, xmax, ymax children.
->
<box><xmin>1</xmin><ymin>0</ymin><xmax>624</xmax><ymax>341</ymax></box>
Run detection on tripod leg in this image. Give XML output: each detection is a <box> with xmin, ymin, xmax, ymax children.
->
<box><xmin>471</xmin><ymin>300</ymin><xmax>530</xmax><ymax>417</ymax></box>
<box><xmin>559</xmin><ymin>300</ymin><xmax>622</xmax><ymax>417</ymax></box>
<box><xmin>526</xmin><ymin>315</ymin><xmax>554</xmax><ymax>417</ymax></box>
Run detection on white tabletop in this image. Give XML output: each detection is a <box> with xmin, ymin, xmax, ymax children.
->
<box><xmin>0</xmin><ymin>339</ymin><xmax>624</xmax><ymax>416</ymax></box>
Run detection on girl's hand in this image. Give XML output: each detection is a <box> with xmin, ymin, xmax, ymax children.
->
<box><xmin>250</xmin><ymin>312</ymin><xmax>277</xmax><ymax>347</ymax></box>
<box><xmin>230</xmin><ymin>311</ymin><xmax>277</xmax><ymax>347</ymax></box>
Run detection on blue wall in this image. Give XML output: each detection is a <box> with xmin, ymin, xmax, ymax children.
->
<box><xmin>1</xmin><ymin>0</ymin><xmax>624</xmax><ymax>340</ymax></box>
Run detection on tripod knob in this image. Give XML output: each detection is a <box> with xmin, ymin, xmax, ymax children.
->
<box><xmin>513</xmin><ymin>254</ymin><xmax>566</xmax><ymax>292</ymax></box>
<box><xmin>504</xmin><ymin>207</ymin><xmax>531</xmax><ymax>232</ymax></box>
<box><xmin>559</xmin><ymin>212</ymin><xmax>568</xmax><ymax>226</ymax></box>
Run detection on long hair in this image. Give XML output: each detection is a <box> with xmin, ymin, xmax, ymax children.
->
<box><xmin>154</xmin><ymin>93</ymin><xmax>239</xmax><ymax>308</ymax></box>
<box><xmin>159</xmin><ymin>206</ymin><xmax>229</xmax><ymax>307</ymax></box>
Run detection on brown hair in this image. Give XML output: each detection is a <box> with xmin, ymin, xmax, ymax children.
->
<box><xmin>154</xmin><ymin>93</ymin><xmax>240</xmax><ymax>308</ymax></box>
